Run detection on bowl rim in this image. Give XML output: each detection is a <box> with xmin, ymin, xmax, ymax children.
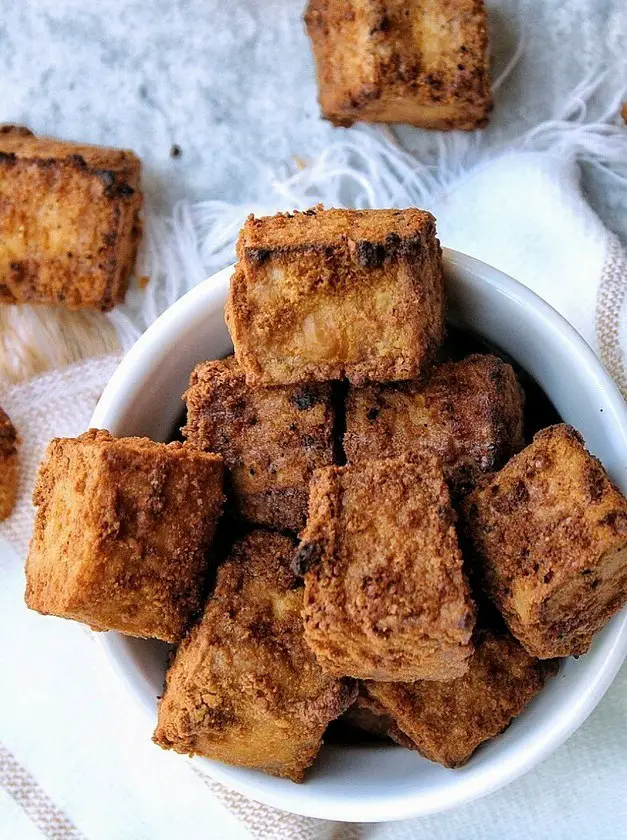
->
<box><xmin>91</xmin><ymin>248</ymin><xmax>627</xmax><ymax>823</ymax></box>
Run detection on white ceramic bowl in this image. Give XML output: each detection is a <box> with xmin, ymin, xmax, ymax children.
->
<box><xmin>91</xmin><ymin>249</ymin><xmax>627</xmax><ymax>823</ymax></box>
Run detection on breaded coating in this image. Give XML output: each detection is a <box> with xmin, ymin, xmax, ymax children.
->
<box><xmin>226</xmin><ymin>207</ymin><xmax>444</xmax><ymax>386</ymax></box>
<box><xmin>0</xmin><ymin>407</ymin><xmax>18</xmax><ymax>521</ymax></box>
<box><xmin>462</xmin><ymin>425</ymin><xmax>627</xmax><ymax>658</ymax></box>
<box><xmin>296</xmin><ymin>455</ymin><xmax>475</xmax><ymax>681</ymax></box>
<box><xmin>153</xmin><ymin>530</ymin><xmax>356</xmax><ymax>782</ymax></box>
<box><xmin>345</xmin><ymin>354</ymin><xmax>525</xmax><ymax>497</ymax></box>
<box><xmin>25</xmin><ymin>430</ymin><xmax>224</xmax><ymax>642</ymax></box>
<box><xmin>0</xmin><ymin>127</ymin><xmax>142</xmax><ymax>310</ymax></box>
<box><xmin>364</xmin><ymin>631</ymin><xmax>557</xmax><ymax>767</ymax></box>
<box><xmin>183</xmin><ymin>356</ymin><xmax>336</xmax><ymax>531</ymax></box>
<box><xmin>305</xmin><ymin>0</ymin><xmax>492</xmax><ymax>130</ymax></box>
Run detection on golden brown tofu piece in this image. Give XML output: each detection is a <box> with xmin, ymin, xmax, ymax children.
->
<box><xmin>364</xmin><ymin>631</ymin><xmax>557</xmax><ymax>767</ymax></box>
<box><xmin>0</xmin><ymin>127</ymin><xmax>142</xmax><ymax>310</ymax></box>
<box><xmin>462</xmin><ymin>425</ymin><xmax>627</xmax><ymax>658</ymax></box>
<box><xmin>0</xmin><ymin>407</ymin><xmax>18</xmax><ymax>521</ymax></box>
<box><xmin>25</xmin><ymin>430</ymin><xmax>224</xmax><ymax>642</ymax></box>
<box><xmin>153</xmin><ymin>530</ymin><xmax>356</xmax><ymax>782</ymax></box>
<box><xmin>296</xmin><ymin>455</ymin><xmax>475</xmax><ymax>680</ymax></box>
<box><xmin>226</xmin><ymin>207</ymin><xmax>444</xmax><ymax>386</ymax></box>
<box><xmin>305</xmin><ymin>0</ymin><xmax>492</xmax><ymax>130</ymax></box>
<box><xmin>345</xmin><ymin>354</ymin><xmax>525</xmax><ymax>497</ymax></box>
<box><xmin>183</xmin><ymin>356</ymin><xmax>336</xmax><ymax>531</ymax></box>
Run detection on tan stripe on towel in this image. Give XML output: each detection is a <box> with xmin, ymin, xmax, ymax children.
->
<box><xmin>0</xmin><ymin>741</ymin><xmax>86</xmax><ymax>840</ymax></box>
<box><xmin>595</xmin><ymin>233</ymin><xmax>627</xmax><ymax>400</ymax></box>
<box><xmin>193</xmin><ymin>767</ymin><xmax>364</xmax><ymax>840</ymax></box>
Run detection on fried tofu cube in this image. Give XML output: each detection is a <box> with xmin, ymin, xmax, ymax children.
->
<box><xmin>364</xmin><ymin>631</ymin><xmax>557</xmax><ymax>767</ymax></box>
<box><xmin>25</xmin><ymin>430</ymin><xmax>224</xmax><ymax>642</ymax></box>
<box><xmin>0</xmin><ymin>407</ymin><xmax>18</xmax><ymax>521</ymax></box>
<box><xmin>344</xmin><ymin>354</ymin><xmax>525</xmax><ymax>496</ymax></box>
<box><xmin>183</xmin><ymin>356</ymin><xmax>336</xmax><ymax>531</ymax></box>
<box><xmin>0</xmin><ymin>127</ymin><xmax>142</xmax><ymax>310</ymax></box>
<box><xmin>305</xmin><ymin>0</ymin><xmax>492</xmax><ymax>130</ymax></box>
<box><xmin>462</xmin><ymin>425</ymin><xmax>627</xmax><ymax>658</ymax></box>
<box><xmin>226</xmin><ymin>207</ymin><xmax>444</xmax><ymax>386</ymax></box>
<box><xmin>153</xmin><ymin>530</ymin><xmax>356</xmax><ymax>781</ymax></box>
<box><xmin>296</xmin><ymin>455</ymin><xmax>475</xmax><ymax>680</ymax></box>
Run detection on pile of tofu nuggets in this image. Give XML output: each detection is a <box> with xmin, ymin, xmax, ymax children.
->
<box><xmin>25</xmin><ymin>207</ymin><xmax>627</xmax><ymax>781</ymax></box>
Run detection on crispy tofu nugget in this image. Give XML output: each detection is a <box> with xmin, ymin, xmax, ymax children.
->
<box><xmin>153</xmin><ymin>530</ymin><xmax>356</xmax><ymax>781</ymax></box>
<box><xmin>25</xmin><ymin>430</ymin><xmax>224</xmax><ymax>642</ymax></box>
<box><xmin>0</xmin><ymin>407</ymin><xmax>18</xmax><ymax>521</ymax></box>
<box><xmin>462</xmin><ymin>425</ymin><xmax>627</xmax><ymax>658</ymax></box>
<box><xmin>183</xmin><ymin>356</ymin><xmax>336</xmax><ymax>531</ymax></box>
<box><xmin>364</xmin><ymin>631</ymin><xmax>557</xmax><ymax>767</ymax></box>
<box><xmin>345</xmin><ymin>354</ymin><xmax>525</xmax><ymax>496</ymax></box>
<box><xmin>0</xmin><ymin>127</ymin><xmax>142</xmax><ymax>310</ymax></box>
<box><xmin>305</xmin><ymin>0</ymin><xmax>492</xmax><ymax>130</ymax></box>
<box><xmin>226</xmin><ymin>207</ymin><xmax>444</xmax><ymax>386</ymax></box>
<box><xmin>296</xmin><ymin>455</ymin><xmax>475</xmax><ymax>681</ymax></box>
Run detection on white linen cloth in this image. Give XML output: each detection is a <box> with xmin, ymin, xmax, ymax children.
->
<box><xmin>1</xmin><ymin>123</ymin><xmax>627</xmax><ymax>839</ymax></box>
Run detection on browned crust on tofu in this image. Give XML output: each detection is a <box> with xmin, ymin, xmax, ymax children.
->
<box><xmin>153</xmin><ymin>530</ymin><xmax>357</xmax><ymax>782</ymax></box>
<box><xmin>364</xmin><ymin>631</ymin><xmax>558</xmax><ymax>767</ymax></box>
<box><xmin>345</xmin><ymin>354</ymin><xmax>525</xmax><ymax>497</ymax></box>
<box><xmin>297</xmin><ymin>455</ymin><xmax>476</xmax><ymax>680</ymax></box>
<box><xmin>25</xmin><ymin>429</ymin><xmax>224</xmax><ymax>642</ymax></box>
<box><xmin>305</xmin><ymin>0</ymin><xmax>492</xmax><ymax>130</ymax></box>
<box><xmin>462</xmin><ymin>424</ymin><xmax>627</xmax><ymax>658</ymax></box>
<box><xmin>0</xmin><ymin>129</ymin><xmax>142</xmax><ymax>310</ymax></box>
<box><xmin>0</xmin><ymin>125</ymin><xmax>35</xmax><ymax>137</ymax></box>
<box><xmin>226</xmin><ymin>207</ymin><xmax>445</xmax><ymax>386</ymax></box>
<box><xmin>0</xmin><ymin>407</ymin><xmax>18</xmax><ymax>521</ymax></box>
<box><xmin>183</xmin><ymin>356</ymin><xmax>336</xmax><ymax>531</ymax></box>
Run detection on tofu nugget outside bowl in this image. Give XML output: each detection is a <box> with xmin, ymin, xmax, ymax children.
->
<box><xmin>91</xmin><ymin>249</ymin><xmax>627</xmax><ymax>823</ymax></box>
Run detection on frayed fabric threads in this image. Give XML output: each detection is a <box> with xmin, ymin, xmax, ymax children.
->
<box><xmin>0</xmin><ymin>305</ymin><xmax>119</xmax><ymax>383</ymax></box>
<box><xmin>1</xmin><ymin>72</ymin><xmax>626</xmax><ymax>382</ymax></box>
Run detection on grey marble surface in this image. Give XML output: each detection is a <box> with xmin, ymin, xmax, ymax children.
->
<box><xmin>0</xmin><ymin>0</ymin><xmax>625</xmax><ymax>237</ymax></box>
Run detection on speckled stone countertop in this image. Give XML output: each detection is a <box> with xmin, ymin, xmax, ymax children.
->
<box><xmin>1</xmin><ymin>0</ymin><xmax>625</xmax><ymax>240</ymax></box>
